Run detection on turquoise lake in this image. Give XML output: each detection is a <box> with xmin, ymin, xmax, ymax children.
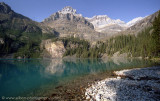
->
<box><xmin>0</xmin><ymin>58</ymin><xmax>156</xmax><ymax>97</ymax></box>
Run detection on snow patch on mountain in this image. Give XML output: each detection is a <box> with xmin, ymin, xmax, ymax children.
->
<box><xmin>58</xmin><ymin>6</ymin><xmax>82</xmax><ymax>17</ymax></box>
<box><xmin>85</xmin><ymin>15</ymin><xmax>126</xmax><ymax>27</ymax></box>
<box><xmin>85</xmin><ymin>15</ymin><xmax>127</xmax><ymax>32</ymax></box>
<box><xmin>127</xmin><ymin>17</ymin><xmax>144</xmax><ymax>27</ymax></box>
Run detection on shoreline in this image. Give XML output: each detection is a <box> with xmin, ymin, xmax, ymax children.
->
<box><xmin>85</xmin><ymin>66</ymin><xmax>160</xmax><ymax>101</ymax></box>
<box><xmin>40</xmin><ymin>62</ymin><xmax>159</xmax><ymax>101</ymax></box>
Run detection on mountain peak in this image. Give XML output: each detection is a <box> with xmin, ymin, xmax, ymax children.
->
<box><xmin>58</xmin><ymin>6</ymin><xmax>77</xmax><ymax>14</ymax></box>
<box><xmin>0</xmin><ymin>2</ymin><xmax>12</xmax><ymax>13</ymax></box>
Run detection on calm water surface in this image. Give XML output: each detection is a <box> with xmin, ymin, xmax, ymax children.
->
<box><xmin>0</xmin><ymin>58</ymin><xmax>155</xmax><ymax>97</ymax></box>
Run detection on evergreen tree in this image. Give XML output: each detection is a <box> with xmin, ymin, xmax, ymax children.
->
<box><xmin>152</xmin><ymin>11</ymin><xmax>160</xmax><ymax>57</ymax></box>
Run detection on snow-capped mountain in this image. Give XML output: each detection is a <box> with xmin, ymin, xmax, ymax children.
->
<box><xmin>86</xmin><ymin>15</ymin><xmax>145</xmax><ymax>33</ymax></box>
<box><xmin>85</xmin><ymin>15</ymin><xmax>127</xmax><ymax>33</ymax></box>
<box><xmin>86</xmin><ymin>15</ymin><xmax>126</xmax><ymax>27</ymax></box>
<box><xmin>43</xmin><ymin>6</ymin><xmax>146</xmax><ymax>37</ymax></box>
<box><xmin>126</xmin><ymin>17</ymin><xmax>144</xmax><ymax>27</ymax></box>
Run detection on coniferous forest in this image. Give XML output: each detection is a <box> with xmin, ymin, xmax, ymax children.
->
<box><xmin>106</xmin><ymin>12</ymin><xmax>160</xmax><ymax>58</ymax></box>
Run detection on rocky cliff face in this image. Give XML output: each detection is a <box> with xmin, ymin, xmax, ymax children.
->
<box><xmin>0</xmin><ymin>2</ymin><xmax>12</xmax><ymax>13</ymax></box>
<box><xmin>42</xmin><ymin>6</ymin><xmax>104</xmax><ymax>41</ymax></box>
<box><xmin>42</xmin><ymin>6</ymin><xmax>92</xmax><ymax>28</ymax></box>
<box><xmin>42</xmin><ymin>40</ymin><xmax>66</xmax><ymax>58</ymax></box>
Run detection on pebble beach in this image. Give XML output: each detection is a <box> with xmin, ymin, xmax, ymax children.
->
<box><xmin>85</xmin><ymin>66</ymin><xmax>160</xmax><ymax>101</ymax></box>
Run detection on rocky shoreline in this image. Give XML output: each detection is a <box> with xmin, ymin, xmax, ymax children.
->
<box><xmin>85</xmin><ymin>66</ymin><xmax>160</xmax><ymax>101</ymax></box>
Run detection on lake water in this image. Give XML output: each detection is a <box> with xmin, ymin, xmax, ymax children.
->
<box><xmin>0</xmin><ymin>58</ymin><xmax>156</xmax><ymax>98</ymax></box>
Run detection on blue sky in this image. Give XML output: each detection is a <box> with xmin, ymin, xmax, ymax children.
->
<box><xmin>0</xmin><ymin>0</ymin><xmax>159</xmax><ymax>22</ymax></box>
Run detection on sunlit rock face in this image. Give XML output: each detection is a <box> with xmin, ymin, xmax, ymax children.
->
<box><xmin>42</xmin><ymin>40</ymin><xmax>66</xmax><ymax>58</ymax></box>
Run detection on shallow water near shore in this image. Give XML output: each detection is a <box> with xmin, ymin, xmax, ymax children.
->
<box><xmin>0</xmin><ymin>58</ymin><xmax>157</xmax><ymax>99</ymax></box>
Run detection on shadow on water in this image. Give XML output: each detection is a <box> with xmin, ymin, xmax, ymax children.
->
<box><xmin>0</xmin><ymin>58</ymin><xmax>157</xmax><ymax>98</ymax></box>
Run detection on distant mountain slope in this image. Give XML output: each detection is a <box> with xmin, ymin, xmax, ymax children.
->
<box><xmin>42</xmin><ymin>6</ymin><xmax>105</xmax><ymax>41</ymax></box>
<box><xmin>0</xmin><ymin>2</ymin><xmax>40</xmax><ymax>33</ymax></box>
<box><xmin>112</xmin><ymin>10</ymin><xmax>160</xmax><ymax>37</ymax></box>
<box><xmin>107</xmin><ymin>10</ymin><xmax>160</xmax><ymax>37</ymax></box>
<box><xmin>0</xmin><ymin>2</ymin><xmax>57</xmax><ymax>36</ymax></box>
<box><xmin>0</xmin><ymin>2</ymin><xmax>57</xmax><ymax>57</ymax></box>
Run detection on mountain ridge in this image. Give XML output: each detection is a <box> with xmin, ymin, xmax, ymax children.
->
<box><xmin>41</xmin><ymin>6</ymin><xmax>150</xmax><ymax>39</ymax></box>
<box><xmin>0</xmin><ymin>3</ymin><xmax>159</xmax><ymax>40</ymax></box>
<box><xmin>42</xmin><ymin>6</ymin><xmax>104</xmax><ymax>41</ymax></box>
<box><xmin>85</xmin><ymin>15</ymin><xmax>145</xmax><ymax>34</ymax></box>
